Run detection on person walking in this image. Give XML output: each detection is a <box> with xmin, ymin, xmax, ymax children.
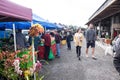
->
<box><xmin>86</xmin><ymin>23</ymin><xmax>97</xmax><ymax>60</ymax></box>
<box><xmin>74</xmin><ymin>28</ymin><xmax>84</xmax><ymax>60</ymax></box>
<box><xmin>66</xmin><ymin>31</ymin><xmax>71</xmax><ymax>50</ymax></box>
<box><xmin>55</xmin><ymin>30</ymin><xmax>61</xmax><ymax>58</ymax></box>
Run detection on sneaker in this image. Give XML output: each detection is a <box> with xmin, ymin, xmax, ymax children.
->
<box><xmin>92</xmin><ymin>57</ymin><xmax>97</xmax><ymax>60</ymax></box>
<box><xmin>67</xmin><ymin>48</ymin><xmax>71</xmax><ymax>50</ymax></box>
<box><xmin>56</xmin><ymin>56</ymin><xmax>60</xmax><ymax>58</ymax></box>
<box><xmin>86</xmin><ymin>55</ymin><xmax>88</xmax><ymax>58</ymax></box>
<box><xmin>78</xmin><ymin>57</ymin><xmax>81</xmax><ymax>61</ymax></box>
<box><xmin>69</xmin><ymin>48</ymin><xmax>71</xmax><ymax>50</ymax></box>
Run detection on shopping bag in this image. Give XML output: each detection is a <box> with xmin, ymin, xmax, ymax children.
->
<box><xmin>51</xmin><ymin>44</ymin><xmax>56</xmax><ymax>56</ymax></box>
<box><xmin>48</xmin><ymin>49</ymin><xmax>54</xmax><ymax>60</ymax></box>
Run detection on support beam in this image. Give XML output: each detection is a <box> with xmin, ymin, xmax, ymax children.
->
<box><xmin>98</xmin><ymin>22</ymin><xmax>101</xmax><ymax>38</ymax></box>
<box><xmin>111</xmin><ymin>16</ymin><xmax>114</xmax><ymax>39</ymax></box>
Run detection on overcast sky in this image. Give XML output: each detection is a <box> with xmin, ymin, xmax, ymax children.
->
<box><xmin>10</xmin><ymin>0</ymin><xmax>106</xmax><ymax>27</ymax></box>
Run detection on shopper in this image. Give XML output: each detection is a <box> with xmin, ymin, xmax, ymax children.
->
<box><xmin>42</xmin><ymin>31</ymin><xmax>51</xmax><ymax>60</ymax></box>
<box><xmin>28</xmin><ymin>35</ymin><xmax>41</xmax><ymax>51</ymax></box>
<box><xmin>55</xmin><ymin>30</ymin><xmax>61</xmax><ymax>58</ymax></box>
<box><xmin>16</xmin><ymin>29</ymin><xmax>26</xmax><ymax>50</ymax></box>
<box><xmin>86</xmin><ymin>23</ymin><xmax>97</xmax><ymax>60</ymax></box>
<box><xmin>74</xmin><ymin>28</ymin><xmax>84</xmax><ymax>60</ymax></box>
<box><xmin>66</xmin><ymin>31</ymin><xmax>71</xmax><ymax>50</ymax></box>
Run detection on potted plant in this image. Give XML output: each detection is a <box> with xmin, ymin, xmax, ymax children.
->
<box><xmin>105</xmin><ymin>35</ymin><xmax>111</xmax><ymax>44</ymax></box>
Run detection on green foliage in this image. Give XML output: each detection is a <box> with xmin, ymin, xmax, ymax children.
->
<box><xmin>17</xmin><ymin>50</ymin><xmax>33</xmax><ymax>70</ymax></box>
<box><xmin>105</xmin><ymin>35</ymin><xmax>109</xmax><ymax>39</ymax></box>
<box><xmin>0</xmin><ymin>61</ymin><xmax>19</xmax><ymax>80</ymax></box>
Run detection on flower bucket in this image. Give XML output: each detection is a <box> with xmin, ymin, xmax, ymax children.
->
<box><xmin>105</xmin><ymin>39</ymin><xmax>111</xmax><ymax>44</ymax></box>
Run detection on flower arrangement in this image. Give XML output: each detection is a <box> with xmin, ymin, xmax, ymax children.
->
<box><xmin>28</xmin><ymin>23</ymin><xmax>44</xmax><ymax>37</ymax></box>
<box><xmin>16</xmin><ymin>48</ymin><xmax>42</xmax><ymax>80</ymax></box>
<box><xmin>0</xmin><ymin>48</ymin><xmax>42</xmax><ymax>80</ymax></box>
<box><xmin>0</xmin><ymin>50</ymin><xmax>19</xmax><ymax>80</ymax></box>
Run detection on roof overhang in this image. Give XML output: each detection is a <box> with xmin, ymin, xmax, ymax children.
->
<box><xmin>0</xmin><ymin>0</ymin><xmax>32</xmax><ymax>22</ymax></box>
<box><xmin>86</xmin><ymin>0</ymin><xmax>120</xmax><ymax>25</ymax></box>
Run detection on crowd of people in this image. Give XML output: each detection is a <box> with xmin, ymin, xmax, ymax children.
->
<box><xmin>13</xmin><ymin>24</ymin><xmax>98</xmax><ymax>62</ymax></box>
<box><xmin>7</xmin><ymin>23</ymin><xmax>120</xmax><ymax>75</ymax></box>
<box><xmin>14</xmin><ymin>29</ymin><xmax>74</xmax><ymax>61</ymax></box>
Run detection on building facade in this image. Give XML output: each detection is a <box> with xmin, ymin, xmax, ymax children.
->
<box><xmin>86</xmin><ymin>0</ymin><xmax>120</xmax><ymax>40</ymax></box>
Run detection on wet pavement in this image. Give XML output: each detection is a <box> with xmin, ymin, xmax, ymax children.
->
<box><xmin>43</xmin><ymin>40</ymin><xmax>120</xmax><ymax>80</ymax></box>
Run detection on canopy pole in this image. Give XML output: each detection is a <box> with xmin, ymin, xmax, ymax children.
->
<box><xmin>32</xmin><ymin>37</ymin><xmax>36</xmax><ymax>80</ymax></box>
<box><xmin>31</xmin><ymin>22</ymin><xmax>36</xmax><ymax>80</ymax></box>
<box><xmin>13</xmin><ymin>23</ymin><xmax>17</xmax><ymax>52</ymax></box>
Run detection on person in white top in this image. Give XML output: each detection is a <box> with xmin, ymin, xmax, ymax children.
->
<box><xmin>74</xmin><ymin>28</ymin><xmax>84</xmax><ymax>60</ymax></box>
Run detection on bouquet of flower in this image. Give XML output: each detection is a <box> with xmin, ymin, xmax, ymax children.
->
<box><xmin>29</xmin><ymin>23</ymin><xmax>44</xmax><ymax>37</ymax></box>
<box><xmin>15</xmin><ymin>48</ymin><xmax>42</xmax><ymax>80</ymax></box>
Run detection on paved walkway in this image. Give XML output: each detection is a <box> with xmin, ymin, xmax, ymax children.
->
<box><xmin>44</xmin><ymin>40</ymin><xmax>120</xmax><ymax>80</ymax></box>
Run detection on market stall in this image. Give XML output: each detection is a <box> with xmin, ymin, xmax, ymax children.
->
<box><xmin>0</xmin><ymin>0</ymin><xmax>32</xmax><ymax>50</ymax></box>
<box><xmin>33</xmin><ymin>14</ymin><xmax>57</xmax><ymax>29</ymax></box>
<box><xmin>0</xmin><ymin>0</ymin><xmax>32</xmax><ymax>21</ymax></box>
<box><xmin>0</xmin><ymin>1</ymin><xmax>44</xmax><ymax>80</ymax></box>
<box><xmin>0</xmin><ymin>13</ymin><xmax>58</xmax><ymax>30</ymax></box>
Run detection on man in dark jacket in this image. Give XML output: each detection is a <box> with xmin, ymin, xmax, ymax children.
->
<box><xmin>66</xmin><ymin>31</ymin><xmax>72</xmax><ymax>50</ymax></box>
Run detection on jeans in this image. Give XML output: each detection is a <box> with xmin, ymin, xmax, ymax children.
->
<box><xmin>56</xmin><ymin>43</ymin><xmax>60</xmax><ymax>56</ymax></box>
<box><xmin>67</xmin><ymin>41</ymin><xmax>71</xmax><ymax>49</ymax></box>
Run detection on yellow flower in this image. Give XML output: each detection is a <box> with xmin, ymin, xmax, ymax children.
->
<box><xmin>24</xmin><ymin>70</ymin><xmax>30</xmax><ymax>77</ymax></box>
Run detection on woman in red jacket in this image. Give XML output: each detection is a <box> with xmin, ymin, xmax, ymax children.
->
<box><xmin>42</xmin><ymin>31</ymin><xmax>51</xmax><ymax>60</ymax></box>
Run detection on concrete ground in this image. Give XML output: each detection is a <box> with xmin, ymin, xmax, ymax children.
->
<box><xmin>43</xmin><ymin>40</ymin><xmax>120</xmax><ymax>80</ymax></box>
